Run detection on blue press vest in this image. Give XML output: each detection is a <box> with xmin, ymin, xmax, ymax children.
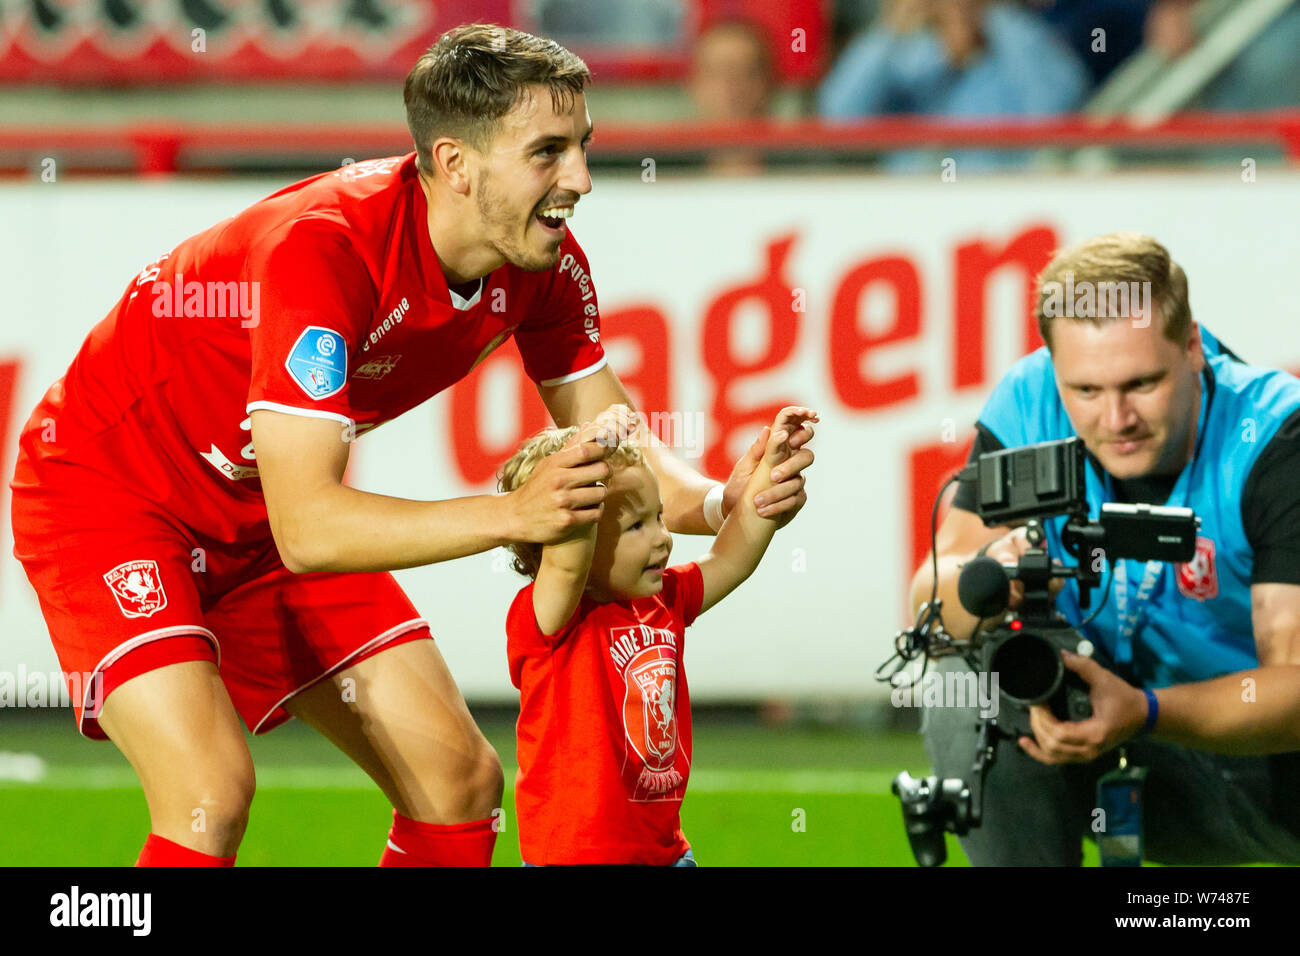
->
<box><xmin>977</xmin><ymin>328</ymin><xmax>1300</xmax><ymax>688</ymax></box>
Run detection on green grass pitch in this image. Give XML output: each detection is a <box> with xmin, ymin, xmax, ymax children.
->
<box><xmin>0</xmin><ymin>711</ymin><xmax>1105</xmax><ymax>866</ymax></box>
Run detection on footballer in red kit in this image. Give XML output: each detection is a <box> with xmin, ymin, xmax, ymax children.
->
<box><xmin>12</xmin><ymin>150</ymin><xmax>605</xmax><ymax>737</ymax></box>
<box><xmin>8</xmin><ymin>24</ymin><xmax>814</xmax><ymax>868</ymax></box>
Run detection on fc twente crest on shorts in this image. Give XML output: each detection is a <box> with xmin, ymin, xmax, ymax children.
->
<box><xmin>1176</xmin><ymin>535</ymin><xmax>1219</xmax><ymax>602</ymax></box>
<box><xmin>103</xmin><ymin>560</ymin><xmax>169</xmax><ymax>619</ymax></box>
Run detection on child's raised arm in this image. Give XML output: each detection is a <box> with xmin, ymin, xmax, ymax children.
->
<box><xmin>696</xmin><ymin>406</ymin><xmax>818</xmax><ymax>615</ymax></box>
<box><xmin>532</xmin><ymin>405</ymin><xmax>635</xmax><ymax>636</ymax></box>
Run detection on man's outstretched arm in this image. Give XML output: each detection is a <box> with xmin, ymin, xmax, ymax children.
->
<box><xmin>538</xmin><ymin>364</ymin><xmax>814</xmax><ymax>534</ymax></box>
<box><xmin>1022</xmin><ymin>582</ymin><xmax>1300</xmax><ymax>761</ymax></box>
<box><xmin>251</xmin><ymin>409</ymin><xmax>611</xmax><ymax>573</ymax></box>
<box><xmin>1152</xmin><ymin>582</ymin><xmax>1300</xmax><ymax>753</ymax></box>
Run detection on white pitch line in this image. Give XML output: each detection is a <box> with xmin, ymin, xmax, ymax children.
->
<box><xmin>0</xmin><ymin>766</ymin><xmax>905</xmax><ymax>794</ymax></box>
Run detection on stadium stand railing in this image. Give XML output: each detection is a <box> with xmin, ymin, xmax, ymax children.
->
<box><xmin>2</xmin><ymin>112</ymin><xmax>1299</xmax><ymax>176</ymax></box>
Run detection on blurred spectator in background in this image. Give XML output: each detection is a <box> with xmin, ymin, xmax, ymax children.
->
<box><xmin>828</xmin><ymin>0</ymin><xmax>885</xmax><ymax>59</ymax></box>
<box><xmin>690</xmin><ymin>18</ymin><xmax>778</xmax><ymax>175</ymax></box>
<box><xmin>1032</xmin><ymin>0</ymin><xmax>1154</xmax><ymax>86</ymax></box>
<box><xmin>1144</xmin><ymin>0</ymin><xmax>1300</xmax><ymax>111</ymax></box>
<box><xmin>1144</xmin><ymin>0</ymin><xmax>1200</xmax><ymax>60</ymax></box>
<box><xmin>692</xmin><ymin>19</ymin><xmax>776</xmax><ymax>121</ymax></box>
<box><xmin>817</xmin><ymin>0</ymin><xmax>1090</xmax><ymax>171</ymax></box>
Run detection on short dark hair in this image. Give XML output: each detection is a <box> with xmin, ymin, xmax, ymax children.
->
<box><xmin>403</xmin><ymin>23</ymin><xmax>590</xmax><ymax>175</ymax></box>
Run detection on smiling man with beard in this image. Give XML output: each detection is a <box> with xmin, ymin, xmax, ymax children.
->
<box><xmin>9</xmin><ymin>23</ymin><xmax>815</xmax><ymax>868</ymax></box>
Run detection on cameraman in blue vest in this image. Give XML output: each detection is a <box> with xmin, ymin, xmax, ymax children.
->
<box><xmin>915</xmin><ymin>232</ymin><xmax>1300</xmax><ymax>865</ymax></box>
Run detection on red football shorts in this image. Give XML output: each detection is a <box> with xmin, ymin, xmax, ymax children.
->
<box><xmin>11</xmin><ymin>461</ymin><xmax>431</xmax><ymax>739</ymax></box>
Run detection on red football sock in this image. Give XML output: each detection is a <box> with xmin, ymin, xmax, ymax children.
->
<box><xmin>135</xmin><ymin>833</ymin><xmax>236</xmax><ymax>867</ymax></box>
<box><xmin>378</xmin><ymin>810</ymin><xmax>498</xmax><ymax>867</ymax></box>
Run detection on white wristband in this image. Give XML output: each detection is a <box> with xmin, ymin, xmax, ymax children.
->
<box><xmin>703</xmin><ymin>484</ymin><xmax>726</xmax><ymax>533</ymax></box>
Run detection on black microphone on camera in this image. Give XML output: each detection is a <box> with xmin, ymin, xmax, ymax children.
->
<box><xmin>957</xmin><ymin>556</ymin><xmax>1011</xmax><ymax>619</ymax></box>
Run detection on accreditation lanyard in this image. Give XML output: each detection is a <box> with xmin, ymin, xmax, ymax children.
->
<box><xmin>1103</xmin><ymin>368</ymin><xmax>1211</xmax><ymax>668</ymax></box>
<box><xmin>1111</xmin><ymin>559</ymin><xmax>1163</xmax><ymax>667</ymax></box>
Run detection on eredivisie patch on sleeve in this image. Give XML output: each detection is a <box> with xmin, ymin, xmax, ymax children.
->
<box><xmin>286</xmin><ymin>327</ymin><xmax>347</xmax><ymax>399</ymax></box>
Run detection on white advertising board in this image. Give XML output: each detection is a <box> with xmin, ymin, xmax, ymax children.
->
<box><xmin>1</xmin><ymin>171</ymin><xmax>1297</xmax><ymax>701</ymax></box>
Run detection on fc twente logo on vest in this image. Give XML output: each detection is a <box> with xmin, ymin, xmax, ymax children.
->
<box><xmin>1176</xmin><ymin>536</ymin><xmax>1219</xmax><ymax>601</ymax></box>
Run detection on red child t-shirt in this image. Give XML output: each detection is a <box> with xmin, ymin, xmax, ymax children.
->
<box><xmin>507</xmin><ymin>563</ymin><xmax>705</xmax><ymax>865</ymax></box>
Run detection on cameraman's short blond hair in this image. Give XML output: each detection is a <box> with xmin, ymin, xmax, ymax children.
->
<box><xmin>1035</xmin><ymin>233</ymin><xmax>1192</xmax><ymax>349</ymax></box>
<box><xmin>498</xmin><ymin>427</ymin><xmax>646</xmax><ymax>579</ymax></box>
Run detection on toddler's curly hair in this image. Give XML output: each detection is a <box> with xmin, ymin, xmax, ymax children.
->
<box><xmin>498</xmin><ymin>426</ymin><xmax>646</xmax><ymax>578</ymax></box>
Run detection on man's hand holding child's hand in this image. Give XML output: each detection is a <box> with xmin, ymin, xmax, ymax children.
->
<box><xmin>570</xmin><ymin>403</ymin><xmax>637</xmax><ymax>457</ymax></box>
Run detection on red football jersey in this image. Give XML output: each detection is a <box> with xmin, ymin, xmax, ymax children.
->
<box><xmin>12</xmin><ymin>153</ymin><xmax>605</xmax><ymax>543</ymax></box>
<box><xmin>507</xmin><ymin>563</ymin><xmax>704</xmax><ymax>866</ymax></box>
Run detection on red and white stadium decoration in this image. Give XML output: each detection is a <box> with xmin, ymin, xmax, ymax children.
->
<box><xmin>0</xmin><ymin>1</ymin><xmax>827</xmax><ymax>84</ymax></box>
<box><xmin>0</xmin><ymin>0</ymin><xmax>506</xmax><ymax>82</ymax></box>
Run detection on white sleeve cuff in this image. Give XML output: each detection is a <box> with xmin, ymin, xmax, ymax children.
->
<box><xmin>245</xmin><ymin>401</ymin><xmax>355</xmax><ymax>428</ymax></box>
<box><xmin>538</xmin><ymin>355</ymin><xmax>608</xmax><ymax>388</ymax></box>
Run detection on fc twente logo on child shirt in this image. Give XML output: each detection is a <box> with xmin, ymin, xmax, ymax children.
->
<box><xmin>609</xmin><ymin>624</ymin><xmax>688</xmax><ymax>802</ymax></box>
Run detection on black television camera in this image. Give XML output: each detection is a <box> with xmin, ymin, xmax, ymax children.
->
<box><xmin>882</xmin><ymin>437</ymin><xmax>1200</xmax><ymax>867</ymax></box>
